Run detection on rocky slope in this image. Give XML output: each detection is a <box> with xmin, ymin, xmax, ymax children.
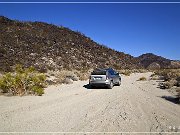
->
<box><xmin>137</xmin><ymin>53</ymin><xmax>180</xmax><ymax>69</ymax></box>
<box><xmin>0</xmin><ymin>16</ymin><xmax>179</xmax><ymax>72</ymax></box>
<box><xmin>0</xmin><ymin>16</ymin><xmax>142</xmax><ymax>72</ymax></box>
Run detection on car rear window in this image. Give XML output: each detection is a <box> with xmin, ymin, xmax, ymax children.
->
<box><xmin>91</xmin><ymin>70</ymin><xmax>106</xmax><ymax>75</ymax></box>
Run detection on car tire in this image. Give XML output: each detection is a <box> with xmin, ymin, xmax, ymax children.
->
<box><xmin>117</xmin><ymin>79</ymin><xmax>121</xmax><ymax>86</ymax></box>
<box><xmin>108</xmin><ymin>81</ymin><xmax>113</xmax><ymax>89</ymax></box>
<box><xmin>88</xmin><ymin>84</ymin><xmax>93</xmax><ymax>89</ymax></box>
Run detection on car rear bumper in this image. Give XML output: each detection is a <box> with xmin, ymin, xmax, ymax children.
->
<box><xmin>89</xmin><ymin>80</ymin><xmax>111</xmax><ymax>86</ymax></box>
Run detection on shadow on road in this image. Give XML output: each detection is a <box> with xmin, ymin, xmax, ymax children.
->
<box><xmin>83</xmin><ymin>84</ymin><xmax>91</xmax><ymax>89</ymax></box>
<box><xmin>83</xmin><ymin>84</ymin><xmax>108</xmax><ymax>89</ymax></box>
<box><xmin>161</xmin><ymin>96</ymin><xmax>180</xmax><ymax>104</ymax></box>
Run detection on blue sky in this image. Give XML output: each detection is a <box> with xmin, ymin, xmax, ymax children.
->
<box><xmin>0</xmin><ymin>1</ymin><xmax>180</xmax><ymax>60</ymax></box>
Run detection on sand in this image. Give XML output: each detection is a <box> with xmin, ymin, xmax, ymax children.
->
<box><xmin>0</xmin><ymin>72</ymin><xmax>179</xmax><ymax>134</ymax></box>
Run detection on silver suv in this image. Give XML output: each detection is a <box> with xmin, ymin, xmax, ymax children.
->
<box><xmin>89</xmin><ymin>68</ymin><xmax>121</xmax><ymax>89</ymax></box>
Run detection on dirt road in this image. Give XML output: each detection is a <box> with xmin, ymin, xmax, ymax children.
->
<box><xmin>0</xmin><ymin>73</ymin><xmax>180</xmax><ymax>134</ymax></box>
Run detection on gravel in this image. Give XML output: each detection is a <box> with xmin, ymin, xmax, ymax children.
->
<box><xmin>0</xmin><ymin>72</ymin><xmax>180</xmax><ymax>133</ymax></box>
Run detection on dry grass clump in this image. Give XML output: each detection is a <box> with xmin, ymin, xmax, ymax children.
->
<box><xmin>118</xmin><ymin>70</ymin><xmax>131</xmax><ymax>76</ymax></box>
<box><xmin>118</xmin><ymin>69</ymin><xmax>149</xmax><ymax>76</ymax></box>
<box><xmin>154</xmin><ymin>69</ymin><xmax>180</xmax><ymax>102</ymax></box>
<box><xmin>46</xmin><ymin>69</ymin><xmax>92</xmax><ymax>85</ymax></box>
<box><xmin>137</xmin><ymin>77</ymin><xmax>147</xmax><ymax>81</ymax></box>
<box><xmin>154</xmin><ymin>69</ymin><xmax>180</xmax><ymax>89</ymax></box>
<box><xmin>131</xmin><ymin>69</ymin><xmax>149</xmax><ymax>73</ymax></box>
<box><xmin>159</xmin><ymin>79</ymin><xmax>177</xmax><ymax>89</ymax></box>
<box><xmin>154</xmin><ymin>69</ymin><xmax>180</xmax><ymax>81</ymax></box>
<box><xmin>54</xmin><ymin>70</ymin><xmax>79</xmax><ymax>84</ymax></box>
<box><xmin>150</xmin><ymin>73</ymin><xmax>164</xmax><ymax>80</ymax></box>
<box><xmin>62</xmin><ymin>78</ymin><xmax>73</xmax><ymax>84</ymax></box>
<box><xmin>74</xmin><ymin>69</ymin><xmax>92</xmax><ymax>81</ymax></box>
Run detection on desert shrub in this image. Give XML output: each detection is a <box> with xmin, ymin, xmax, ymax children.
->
<box><xmin>62</xmin><ymin>78</ymin><xmax>73</xmax><ymax>84</ymax></box>
<box><xmin>176</xmin><ymin>77</ymin><xmax>180</xmax><ymax>87</ymax></box>
<box><xmin>52</xmin><ymin>70</ymin><xmax>79</xmax><ymax>84</ymax></box>
<box><xmin>47</xmin><ymin>70</ymin><xmax>56</xmax><ymax>76</ymax></box>
<box><xmin>155</xmin><ymin>69</ymin><xmax>180</xmax><ymax>89</ymax></box>
<box><xmin>176</xmin><ymin>88</ymin><xmax>180</xmax><ymax>98</ymax></box>
<box><xmin>159</xmin><ymin>79</ymin><xmax>177</xmax><ymax>89</ymax></box>
<box><xmin>150</xmin><ymin>74</ymin><xmax>162</xmax><ymax>80</ymax></box>
<box><xmin>79</xmin><ymin>73</ymin><xmax>89</xmax><ymax>81</ymax></box>
<box><xmin>131</xmin><ymin>69</ymin><xmax>149</xmax><ymax>73</ymax></box>
<box><xmin>137</xmin><ymin>77</ymin><xmax>147</xmax><ymax>81</ymax></box>
<box><xmin>74</xmin><ymin>69</ymin><xmax>91</xmax><ymax>81</ymax></box>
<box><xmin>154</xmin><ymin>69</ymin><xmax>180</xmax><ymax>81</ymax></box>
<box><xmin>118</xmin><ymin>70</ymin><xmax>131</xmax><ymax>76</ymax></box>
<box><xmin>159</xmin><ymin>82</ymin><xmax>171</xmax><ymax>89</ymax></box>
<box><xmin>46</xmin><ymin>69</ymin><xmax>91</xmax><ymax>84</ymax></box>
<box><xmin>176</xmin><ymin>88</ymin><xmax>180</xmax><ymax>104</ymax></box>
<box><xmin>0</xmin><ymin>65</ymin><xmax>46</xmax><ymax>96</ymax></box>
<box><xmin>66</xmin><ymin>74</ymin><xmax>79</xmax><ymax>81</ymax></box>
<box><xmin>118</xmin><ymin>69</ymin><xmax>149</xmax><ymax>75</ymax></box>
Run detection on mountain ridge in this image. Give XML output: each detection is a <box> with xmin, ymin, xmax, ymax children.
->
<box><xmin>0</xmin><ymin>16</ymin><xmax>179</xmax><ymax>72</ymax></box>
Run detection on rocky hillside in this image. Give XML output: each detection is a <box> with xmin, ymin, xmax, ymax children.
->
<box><xmin>137</xmin><ymin>53</ymin><xmax>180</xmax><ymax>69</ymax></box>
<box><xmin>0</xmin><ymin>16</ymin><xmax>142</xmax><ymax>72</ymax></box>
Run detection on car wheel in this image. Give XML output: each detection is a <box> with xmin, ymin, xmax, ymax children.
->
<box><xmin>108</xmin><ymin>81</ymin><xmax>113</xmax><ymax>89</ymax></box>
<box><xmin>88</xmin><ymin>84</ymin><xmax>93</xmax><ymax>89</ymax></box>
<box><xmin>117</xmin><ymin>79</ymin><xmax>121</xmax><ymax>86</ymax></box>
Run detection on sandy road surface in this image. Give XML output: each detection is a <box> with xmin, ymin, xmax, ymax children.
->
<box><xmin>0</xmin><ymin>73</ymin><xmax>180</xmax><ymax>134</ymax></box>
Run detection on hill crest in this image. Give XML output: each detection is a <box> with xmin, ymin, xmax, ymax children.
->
<box><xmin>0</xmin><ymin>16</ymin><xmax>142</xmax><ymax>72</ymax></box>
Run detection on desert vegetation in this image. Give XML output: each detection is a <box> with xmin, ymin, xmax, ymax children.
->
<box><xmin>46</xmin><ymin>69</ymin><xmax>92</xmax><ymax>85</ymax></box>
<box><xmin>0</xmin><ymin>16</ymin><xmax>142</xmax><ymax>73</ymax></box>
<box><xmin>152</xmin><ymin>69</ymin><xmax>180</xmax><ymax>103</ymax></box>
<box><xmin>0</xmin><ymin>65</ymin><xmax>46</xmax><ymax>96</ymax></box>
<box><xmin>118</xmin><ymin>69</ymin><xmax>148</xmax><ymax>76</ymax></box>
<box><xmin>137</xmin><ymin>77</ymin><xmax>147</xmax><ymax>81</ymax></box>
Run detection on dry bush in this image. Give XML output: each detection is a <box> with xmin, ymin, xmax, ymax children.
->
<box><xmin>79</xmin><ymin>73</ymin><xmax>89</xmax><ymax>81</ymax></box>
<box><xmin>131</xmin><ymin>69</ymin><xmax>149</xmax><ymax>73</ymax></box>
<box><xmin>154</xmin><ymin>69</ymin><xmax>180</xmax><ymax>89</ymax></box>
<box><xmin>118</xmin><ymin>69</ymin><xmax>149</xmax><ymax>76</ymax></box>
<box><xmin>160</xmin><ymin>82</ymin><xmax>171</xmax><ymax>89</ymax></box>
<box><xmin>46</xmin><ymin>69</ymin><xmax>91</xmax><ymax>85</ymax></box>
<box><xmin>176</xmin><ymin>88</ymin><xmax>180</xmax><ymax>98</ymax></box>
<box><xmin>118</xmin><ymin>70</ymin><xmax>131</xmax><ymax>76</ymax></box>
<box><xmin>154</xmin><ymin>69</ymin><xmax>180</xmax><ymax>81</ymax></box>
<box><xmin>137</xmin><ymin>77</ymin><xmax>147</xmax><ymax>81</ymax></box>
<box><xmin>176</xmin><ymin>77</ymin><xmax>180</xmax><ymax>87</ymax></box>
<box><xmin>150</xmin><ymin>74</ymin><xmax>162</xmax><ymax>80</ymax></box>
<box><xmin>159</xmin><ymin>79</ymin><xmax>177</xmax><ymax>89</ymax></box>
<box><xmin>54</xmin><ymin>70</ymin><xmax>79</xmax><ymax>84</ymax></box>
<box><xmin>176</xmin><ymin>88</ymin><xmax>180</xmax><ymax>104</ymax></box>
<box><xmin>62</xmin><ymin>78</ymin><xmax>73</xmax><ymax>84</ymax></box>
<box><xmin>47</xmin><ymin>70</ymin><xmax>57</xmax><ymax>76</ymax></box>
<box><xmin>74</xmin><ymin>69</ymin><xmax>92</xmax><ymax>81</ymax></box>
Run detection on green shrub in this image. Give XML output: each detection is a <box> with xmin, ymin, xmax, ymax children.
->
<box><xmin>0</xmin><ymin>65</ymin><xmax>46</xmax><ymax>96</ymax></box>
<box><xmin>31</xmin><ymin>86</ymin><xmax>44</xmax><ymax>96</ymax></box>
<box><xmin>137</xmin><ymin>77</ymin><xmax>147</xmax><ymax>81</ymax></box>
